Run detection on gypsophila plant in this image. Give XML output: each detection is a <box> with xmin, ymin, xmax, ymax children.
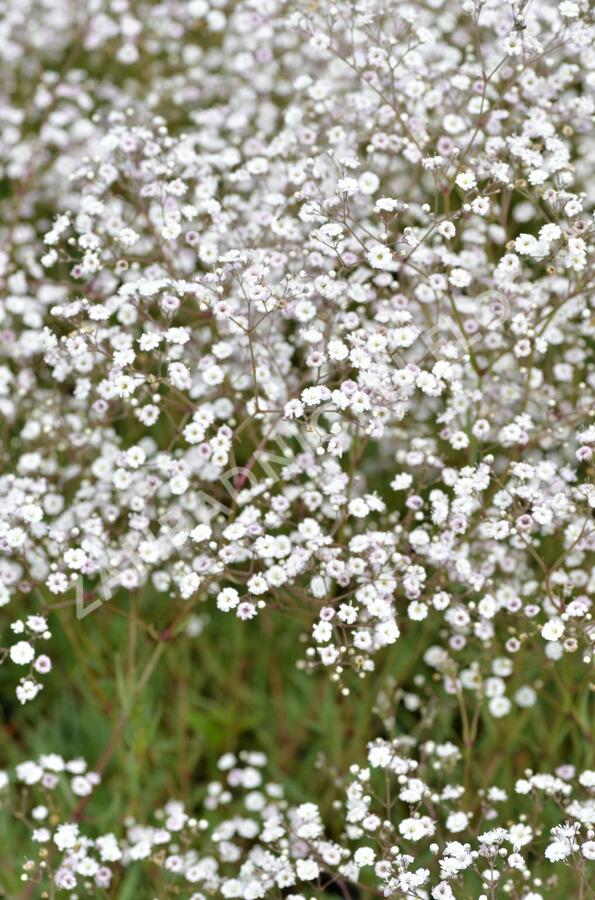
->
<box><xmin>3</xmin><ymin>734</ymin><xmax>595</xmax><ymax>897</ymax></box>
<box><xmin>0</xmin><ymin>0</ymin><xmax>594</xmax><ymax>896</ymax></box>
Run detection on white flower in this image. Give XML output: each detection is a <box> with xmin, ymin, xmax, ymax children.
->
<box><xmin>125</xmin><ymin>446</ymin><xmax>146</xmax><ymax>468</ymax></box>
<box><xmin>71</xmin><ymin>776</ymin><xmax>93</xmax><ymax>797</ymax></box>
<box><xmin>97</xmin><ymin>834</ymin><xmax>123</xmax><ymax>862</ymax></box>
<box><xmin>375</xmin><ymin>620</ymin><xmax>400</xmax><ymax>645</ymax></box>
<box><xmin>446</xmin><ymin>812</ymin><xmax>469</xmax><ymax>833</ymax></box>
<box><xmin>541</xmin><ymin>619</ymin><xmax>565</xmax><ymax>642</ymax></box>
<box><xmin>545</xmin><ymin>840</ymin><xmax>571</xmax><ymax>861</ymax></box>
<box><xmin>455</xmin><ymin>172</ymin><xmax>477</xmax><ymax>191</ymax></box>
<box><xmin>514</xmin><ymin>233</ymin><xmax>540</xmax><ymax>256</ymax></box>
<box><xmin>438</xmin><ymin>221</ymin><xmax>456</xmax><ymax>239</ymax></box>
<box><xmin>64</xmin><ymin>548</ymin><xmax>87</xmax><ymax>570</ymax></box>
<box><xmin>349</xmin><ymin>498</ymin><xmax>369</xmax><ymax>518</ymax></box>
<box><xmin>10</xmin><ymin>641</ymin><xmax>35</xmax><ymax>665</ymax></box>
<box><xmin>366</xmin><ymin>244</ymin><xmax>393</xmax><ymax>269</ymax></box>
<box><xmin>217</xmin><ymin>588</ymin><xmax>240</xmax><ymax>612</ymax></box>
<box><xmin>359</xmin><ymin>172</ymin><xmax>380</xmax><ymax>194</ymax></box>
<box><xmin>507</xmin><ymin>823</ymin><xmax>533</xmax><ymax>847</ymax></box>
<box><xmin>54</xmin><ymin>823</ymin><xmax>79</xmax><ymax>851</ymax></box>
<box><xmin>489</xmin><ymin>696</ymin><xmax>512</xmax><ymax>718</ymax></box>
<box><xmin>191</xmin><ymin>524</ymin><xmax>212</xmax><ymax>543</ymax></box>
<box><xmin>399</xmin><ymin>816</ymin><xmax>435</xmax><ymax>841</ymax></box>
<box><xmin>354</xmin><ymin>846</ymin><xmax>376</xmax><ymax>866</ymax></box>
<box><xmin>449</xmin><ymin>267</ymin><xmax>471</xmax><ymax>287</ymax></box>
<box><xmin>296</xmin><ymin>858</ymin><xmax>320</xmax><ymax>880</ymax></box>
<box><xmin>514</xmin><ymin>686</ymin><xmax>537</xmax><ymax>708</ymax></box>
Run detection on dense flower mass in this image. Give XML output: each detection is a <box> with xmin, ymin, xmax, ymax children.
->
<box><xmin>4</xmin><ymin>745</ymin><xmax>595</xmax><ymax>897</ymax></box>
<box><xmin>0</xmin><ymin>0</ymin><xmax>594</xmax><ymax>895</ymax></box>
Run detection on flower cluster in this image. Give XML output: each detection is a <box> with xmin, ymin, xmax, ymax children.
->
<box><xmin>0</xmin><ymin>0</ymin><xmax>594</xmax><ymax>894</ymax></box>
<box><xmin>6</xmin><ymin>744</ymin><xmax>594</xmax><ymax>897</ymax></box>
